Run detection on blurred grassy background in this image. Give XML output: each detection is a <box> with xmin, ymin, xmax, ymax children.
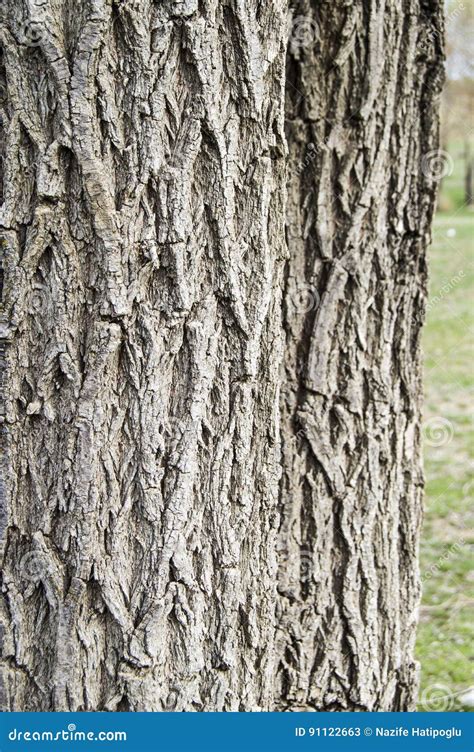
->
<box><xmin>415</xmin><ymin>1</ymin><xmax>473</xmax><ymax>712</ymax></box>
<box><xmin>416</xmin><ymin>204</ymin><xmax>473</xmax><ymax>710</ymax></box>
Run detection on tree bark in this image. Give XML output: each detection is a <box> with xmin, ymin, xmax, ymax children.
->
<box><xmin>0</xmin><ymin>0</ymin><xmax>443</xmax><ymax>712</ymax></box>
<box><xmin>276</xmin><ymin>0</ymin><xmax>444</xmax><ymax>711</ymax></box>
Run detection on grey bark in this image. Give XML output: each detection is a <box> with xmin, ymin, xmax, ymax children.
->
<box><xmin>276</xmin><ymin>0</ymin><xmax>444</xmax><ymax>711</ymax></box>
<box><xmin>0</xmin><ymin>0</ymin><xmax>443</xmax><ymax>711</ymax></box>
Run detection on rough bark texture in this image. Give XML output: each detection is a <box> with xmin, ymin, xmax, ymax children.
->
<box><xmin>0</xmin><ymin>0</ymin><xmax>443</xmax><ymax>711</ymax></box>
<box><xmin>276</xmin><ymin>0</ymin><xmax>444</xmax><ymax>711</ymax></box>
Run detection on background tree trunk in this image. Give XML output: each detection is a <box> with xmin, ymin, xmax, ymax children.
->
<box><xmin>276</xmin><ymin>0</ymin><xmax>444</xmax><ymax>711</ymax></box>
<box><xmin>464</xmin><ymin>139</ymin><xmax>473</xmax><ymax>206</ymax></box>
<box><xmin>0</xmin><ymin>0</ymin><xmax>443</xmax><ymax>712</ymax></box>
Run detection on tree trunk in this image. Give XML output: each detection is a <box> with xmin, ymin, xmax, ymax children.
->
<box><xmin>0</xmin><ymin>0</ymin><xmax>443</xmax><ymax>712</ymax></box>
<box><xmin>464</xmin><ymin>139</ymin><xmax>473</xmax><ymax>206</ymax></box>
<box><xmin>276</xmin><ymin>0</ymin><xmax>444</xmax><ymax>711</ymax></box>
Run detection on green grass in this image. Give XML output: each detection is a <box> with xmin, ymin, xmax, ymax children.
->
<box><xmin>415</xmin><ymin>175</ymin><xmax>474</xmax><ymax>710</ymax></box>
